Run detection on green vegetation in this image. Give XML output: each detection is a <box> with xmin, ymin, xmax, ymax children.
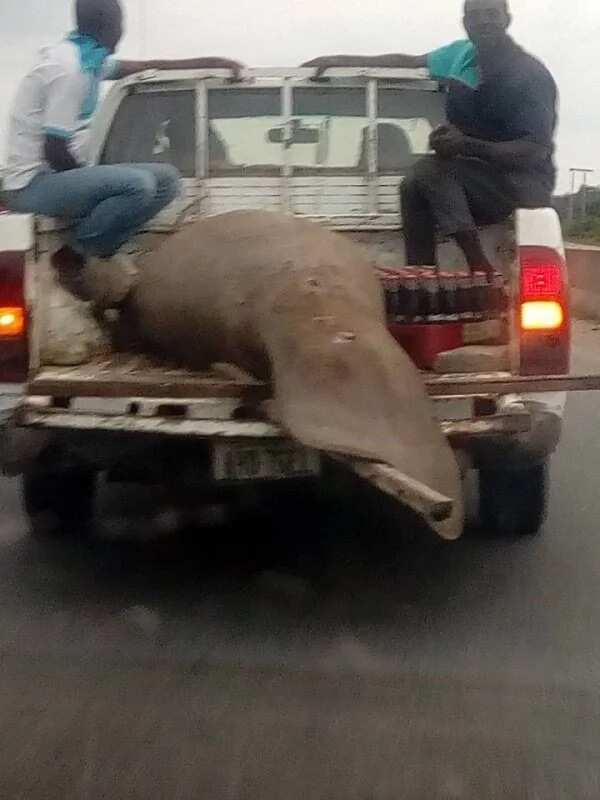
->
<box><xmin>563</xmin><ymin>192</ymin><xmax>600</xmax><ymax>245</ymax></box>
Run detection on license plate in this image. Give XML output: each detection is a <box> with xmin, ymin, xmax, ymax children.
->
<box><xmin>213</xmin><ymin>442</ymin><xmax>321</xmax><ymax>482</ymax></box>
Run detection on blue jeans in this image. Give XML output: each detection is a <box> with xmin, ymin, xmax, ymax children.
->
<box><xmin>7</xmin><ymin>163</ymin><xmax>181</xmax><ymax>257</ymax></box>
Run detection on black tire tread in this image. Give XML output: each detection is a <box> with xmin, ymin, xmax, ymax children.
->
<box><xmin>22</xmin><ymin>466</ymin><xmax>97</xmax><ymax>538</ymax></box>
<box><xmin>479</xmin><ymin>463</ymin><xmax>548</xmax><ymax>538</ymax></box>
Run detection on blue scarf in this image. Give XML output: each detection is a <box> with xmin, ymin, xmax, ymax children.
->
<box><xmin>427</xmin><ymin>40</ymin><xmax>480</xmax><ymax>89</ymax></box>
<box><xmin>66</xmin><ymin>32</ymin><xmax>110</xmax><ymax>119</ymax></box>
<box><xmin>67</xmin><ymin>31</ymin><xmax>110</xmax><ymax>73</ymax></box>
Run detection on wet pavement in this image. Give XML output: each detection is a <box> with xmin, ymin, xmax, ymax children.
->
<box><xmin>1</xmin><ymin>322</ymin><xmax>600</xmax><ymax>798</ymax></box>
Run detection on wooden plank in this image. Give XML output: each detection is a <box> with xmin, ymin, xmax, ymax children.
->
<box><xmin>426</xmin><ymin>372</ymin><xmax>600</xmax><ymax>397</ymax></box>
<box><xmin>38</xmin><ymin>370</ymin><xmax>598</xmax><ymax>402</ymax></box>
<box><xmin>333</xmin><ymin>455</ymin><xmax>453</xmax><ymax>523</ymax></box>
<box><xmin>21</xmin><ymin>409</ymin><xmax>283</xmax><ymax>439</ymax></box>
<box><xmin>29</xmin><ymin>364</ymin><xmax>269</xmax><ymax>401</ymax></box>
<box><xmin>28</xmin><ymin>376</ymin><xmax>272</xmax><ymax>400</ymax></box>
<box><xmin>29</xmin><ymin>377</ymin><xmax>243</xmax><ymax>400</ymax></box>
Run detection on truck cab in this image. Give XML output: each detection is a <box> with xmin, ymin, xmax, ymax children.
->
<box><xmin>0</xmin><ymin>68</ymin><xmax>594</xmax><ymax>539</ymax></box>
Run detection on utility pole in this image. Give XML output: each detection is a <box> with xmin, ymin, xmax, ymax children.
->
<box><xmin>568</xmin><ymin>168</ymin><xmax>594</xmax><ymax>223</ymax></box>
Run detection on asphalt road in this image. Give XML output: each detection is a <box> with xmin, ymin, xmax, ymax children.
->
<box><xmin>1</xmin><ymin>322</ymin><xmax>600</xmax><ymax>799</ymax></box>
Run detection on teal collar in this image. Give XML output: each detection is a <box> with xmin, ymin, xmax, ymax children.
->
<box><xmin>66</xmin><ymin>31</ymin><xmax>110</xmax><ymax>74</ymax></box>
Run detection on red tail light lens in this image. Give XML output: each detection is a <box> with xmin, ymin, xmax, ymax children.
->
<box><xmin>521</xmin><ymin>263</ymin><xmax>562</xmax><ymax>300</ymax></box>
<box><xmin>519</xmin><ymin>246</ymin><xmax>569</xmax><ymax>375</ymax></box>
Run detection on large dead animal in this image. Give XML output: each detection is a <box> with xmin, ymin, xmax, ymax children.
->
<box><xmin>125</xmin><ymin>210</ymin><xmax>465</xmax><ymax>539</ymax></box>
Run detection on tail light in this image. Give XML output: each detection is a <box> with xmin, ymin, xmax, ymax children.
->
<box><xmin>521</xmin><ymin>300</ymin><xmax>564</xmax><ymax>331</ymax></box>
<box><xmin>0</xmin><ymin>251</ymin><xmax>28</xmax><ymax>382</ymax></box>
<box><xmin>519</xmin><ymin>246</ymin><xmax>569</xmax><ymax>375</ymax></box>
<box><xmin>0</xmin><ymin>307</ymin><xmax>25</xmax><ymax>338</ymax></box>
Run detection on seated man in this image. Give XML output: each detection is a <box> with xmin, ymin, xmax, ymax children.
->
<box><xmin>302</xmin><ymin>0</ymin><xmax>557</xmax><ymax>279</ymax></box>
<box><xmin>4</xmin><ymin>0</ymin><xmax>243</xmax><ymax>299</ymax></box>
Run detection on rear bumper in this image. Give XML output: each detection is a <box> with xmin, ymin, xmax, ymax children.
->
<box><xmin>2</xmin><ymin>395</ymin><xmax>534</xmax><ymax>478</ymax></box>
<box><xmin>0</xmin><ymin>382</ymin><xmax>568</xmax><ymax>476</ymax></box>
<box><xmin>16</xmin><ymin>404</ymin><xmax>533</xmax><ymax>441</ymax></box>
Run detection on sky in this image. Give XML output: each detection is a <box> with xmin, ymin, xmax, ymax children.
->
<box><xmin>0</xmin><ymin>0</ymin><xmax>597</xmax><ymax>192</ymax></box>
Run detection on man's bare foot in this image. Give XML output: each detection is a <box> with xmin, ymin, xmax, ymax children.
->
<box><xmin>51</xmin><ymin>246</ymin><xmax>90</xmax><ymax>300</ymax></box>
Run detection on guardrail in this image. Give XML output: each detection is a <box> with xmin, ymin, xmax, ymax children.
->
<box><xmin>566</xmin><ymin>244</ymin><xmax>600</xmax><ymax>320</ymax></box>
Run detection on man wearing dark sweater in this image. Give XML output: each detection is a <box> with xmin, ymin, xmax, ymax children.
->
<box><xmin>303</xmin><ymin>0</ymin><xmax>557</xmax><ymax>278</ymax></box>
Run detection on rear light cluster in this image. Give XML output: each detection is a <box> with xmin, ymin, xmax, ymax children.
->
<box><xmin>519</xmin><ymin>246</ymin><xmax>569</xmax><ymax>375</ymax></box>
<box><xmin>0</xmin><ymin>251</ymin><xmax>28</xmax><ymax>382</ymax></box>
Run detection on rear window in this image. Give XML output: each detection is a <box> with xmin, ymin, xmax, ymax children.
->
<box><xmin>101</xmin><ymin>89</ymin><xmax>196</xmax><ymax>178</ymax></box>
<box><xmin>207</xmin><ymin>89</ymin><xmax>282</xmax><ymax>177</ymax></box>
<box><xmin>206</xmin><ymin>85</ymin><xmax>445</xmax><ymax>178</ymax></box>
<box><xmin>290</xmin><ymin>87</ymin><xmax>368</xmax><ymax>176</ymax></box>
<box><xmin>100</xmin><ymin>81</ymin><xmax>445</xmax><ymax>187</ymax></box>
<box><xmin>377</xmin><ymin>89</ymin><xmax>446</xmax><ymax>174</ymax></box>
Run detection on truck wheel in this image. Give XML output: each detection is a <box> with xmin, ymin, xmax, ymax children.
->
<box><xmin>22</xmin><ymin>466</ymin><xmax>98</xmax><ymax>538</ymax></box>
<box><xmin>478</xmin><ymin>463</ymin><xmax>548</xmax><ymax>538</ymax></box>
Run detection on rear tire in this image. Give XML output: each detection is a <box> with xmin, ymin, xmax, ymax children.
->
<box><xmin>22</xmin><ymin>463</ymin><xmax>97</xmax><ymax>538</ymax></box>
<box><xmin>478</xmin><ymin>462</ymin><xmax>548</xmax><ymax>538</ymax></box>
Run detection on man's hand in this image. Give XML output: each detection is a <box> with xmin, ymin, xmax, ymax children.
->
<box><xmin>301</xmin><ymin>56</ymin><xmax>345</xmax><ymax>79</ymax></box>
<box><xmin>300</xmin><ymin>53</ymin><xmax>428</xmax><ymax>79</ymax></box>
<box><xmin>429</xmin><ymin>124</ymin><xmax>468</xmax><ymax>159</ymax></box>
<box><xmin>116</xmin><ymin>58</ymin><xmax>245</xmax><ymax>81</ymax></box>
<box><xmin>213</xmin><ymin>58</ymin><xmax>244</xmax><ymax>81</ymax></box>
<box><xmin>44</xmin><ymin>136</ymin><xmax>81</xmax><ymax>173</ymax></box>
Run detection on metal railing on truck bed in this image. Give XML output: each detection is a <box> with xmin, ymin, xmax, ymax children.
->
<box><xmin>88</xmin><ymin>67</ymin><xmax>446</xmax><ymax>230</ymax></box>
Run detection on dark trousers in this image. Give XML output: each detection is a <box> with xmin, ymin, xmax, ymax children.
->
<box><xmin>400</xmin><ymin>155</ymin><xmax>517</xmax><ymax>265</ymax></box>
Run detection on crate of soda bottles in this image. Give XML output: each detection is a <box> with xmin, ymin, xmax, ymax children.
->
<box><xmin>375</xmin><ymin>267</ymin><xmax>507</xmax><ymax>369</ymax></box>
<box><xmin>375</xmin><ymin>266</ymin><xmax>506</xmax><ymax>324</ymax></box>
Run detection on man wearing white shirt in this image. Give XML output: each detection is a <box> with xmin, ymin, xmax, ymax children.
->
<box><xmin>4</xmin><ymin>0</ymin><xmax>242</xmax><ymax>298</ymax></box>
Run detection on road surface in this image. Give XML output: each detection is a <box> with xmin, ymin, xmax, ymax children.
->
<box><xmin>1</xmin><ymin>322</ymin><xmax>600</xmax><ymax>798</ymax></box>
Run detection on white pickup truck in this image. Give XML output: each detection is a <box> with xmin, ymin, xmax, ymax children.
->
<box><xmin>1</xmin><ymin>67</ymin><xmax>597</xmax><ymax>538</ymax></box>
